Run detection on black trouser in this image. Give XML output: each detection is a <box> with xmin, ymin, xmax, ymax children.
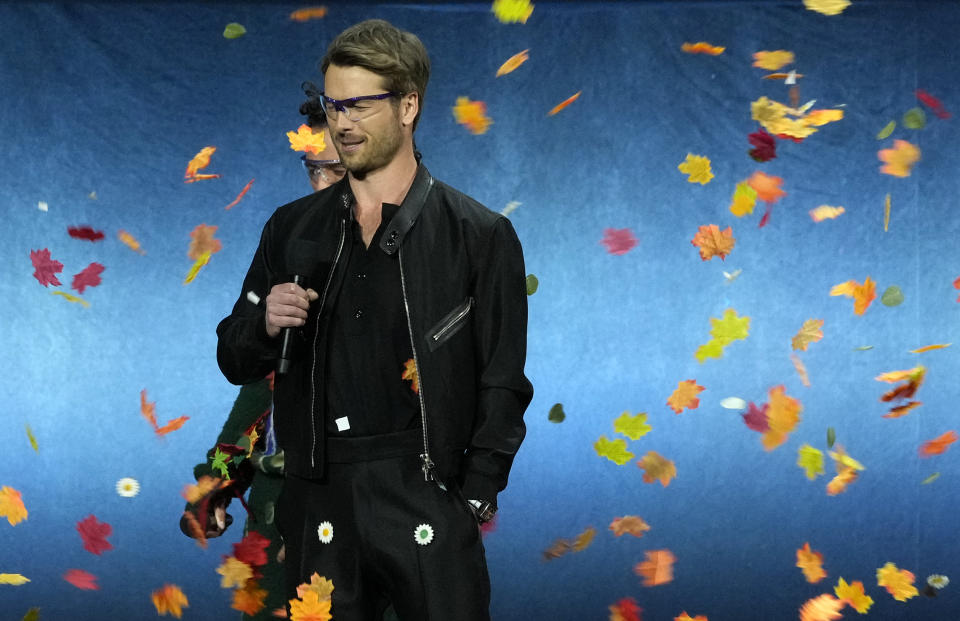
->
<box><xmin>276</xmin><ymin>431</ymin><xmax>490</xmax><ymax>621</ymax></box>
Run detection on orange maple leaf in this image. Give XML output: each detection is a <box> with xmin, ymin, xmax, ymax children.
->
<box><xmin>691</xmin><ymin>224</ymin><xmax>735</xmax><ymax>261</ymax></box>
<box><xmin>452</xmin><ymin>97</ymin><xmax>492</xmax><ymax>135</ymax></box>
<box><xmin>830</xmin><ymin>277</ymin><xmax>876</xmax><ymax>316</ymax></box>
<box><xmin>835</xmin><ymin>577</ymin><xmax>874</xmax><ymax>613</ymax></box>
<box><xmin>232</xmin><ymin>582</ymin><xmax>267</xmax><ymax>615</ymax></box>
<box><xmin>761</xmin><ymin>385</ymin><xmax>802</xmax><ymax>451</ymax></box>
<box><xmin>289</xmin><ymin>6</ymin><xmax>327</xmax><ymax>21</ymax></box>
<box><xmin>747</xmin><ymin>171</ymin><xmax>787</xmax><ymax>203</ymax></box>
<box><xmin>826</xmin><ymin>466</ymin><xmax>858</xmax><ymax>496</ymax></box>
<box><xmin>181</xmin><ymin>475</ymin><xmax>224</xmax><ymax>504</ymax></box>
<box><xmin>188</xmin><ymin>223</ymin><xmax>223</xmax><ymax>260</ymax></box>
<box><xmin>0</xmin><ymin>486</ymin><xmax>28</xmax><ymax>526</ymax></box>
<box><xmin>878</xmin><ymin>139</ymin><xmax>921</xmax><ymax>177</ymax></box>
<box><xmin>548</xmin><ymin>91</ymin><xmax>582</xmax><ymax>116</ymax></box>
<box><xmin>634</xmin><ymin>549</ymin><xmax>675</xmax><ymax>586</ymax></box>
<box><xmin>919</xmin><ymin>430</ymin><xmax>958</xmax><ymax>457</ymax></box>
<box><xmin>667</xmin><ymin>379</ymin><xmax>705</xmax><ymax>413</ymax></box>
<box><xmin>287</xmin><ymin>124</ymin><xmax>326</xmax><ymax>154</ymax></box>
<box><xmin>217</xmin><ymin>557</ymin><xmax>253</xmax><ymax>588</ymax></box>
<box><xmin>289</xmin><ymin>590</ymin><xmax>333</xmax><ymax>621</ymax></box>
<box><xmin>496</xmin><ymin>49</ymin><xmax>529</xmax><ymax>77</ymax></box>
<box><xmin>636</xmin><ymin>451</ymin><xmax>676</xmax><ymax>486</ymax></box>
<box><xmin>140</xmin><ymin>389</ymin><xmax>158</xmax><ymax>428</ymax></box>
<box><xmin>796</xmin><ymin>542</ymin><xmax>828</xmax><ymax>583</ymax></box>
<box><xmin>296</xmin><ymin>573</ymin><xmax>335</xmax><ymax>601</ymax></box>
<box><xmin>876</xmin><ymin>562</ymin><xmax>918</xmax><ymax>601</ymax></box>
<box><xmin>682</xmin><ymin>41</ymin><xmax>725</xmax><ymax>55</ymax></box>
<box><xmin>798</xmin><ymin>593</ymin><xmax>844</xmax><ymax>621</ymax></box>
<box><xmin>157</xmin><ymin>415</ymin><xmax>190</xmax><ymax>436</ymax></box>
<box><xmin>675</xmin><ymin>613</ymin><xmax>708</xmax><ymax>621</ymax></box>
<box><xmin>184</xmin><ymin>147</ymin><xmax>219</xmax><ymax>182</ymax></box>
<box><xmin>401</xmin><ymin>358</ymin><xmax>419</xmax><ymax>394</ymax></box>
<box><xmin>791</xmin><ymin>319</ymin><xmax>824</xmax><ymax>351</ymax></box>
<box><xmin>152</xmin><ymin>583</ymin><xmax>189</xmax><ymax>618</ymax></box>
<box><xmin>610</xmin><ymin>516</ymin><xmax>651</xmax><ymax>538</ymax></box>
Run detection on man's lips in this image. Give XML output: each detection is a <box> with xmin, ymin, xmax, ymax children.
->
<box><xmin>337</xmin><ymin>136</ymin><xmax>363</xmax><ymax>152</ymax></box>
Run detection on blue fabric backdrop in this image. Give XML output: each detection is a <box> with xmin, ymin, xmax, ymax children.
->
<box><xmin>2</xmin><ymin>1</ymin><xmax>958</xmax><ymax>619</ymax></box>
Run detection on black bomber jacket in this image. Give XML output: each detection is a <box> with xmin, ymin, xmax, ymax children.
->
<box><xmin>216</xmin><ymin>163</ymin><xmax>533</xmax><ymax>507</ymax></box>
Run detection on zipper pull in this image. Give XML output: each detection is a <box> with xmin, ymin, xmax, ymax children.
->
<box><xmin>420</xmin><ymin>453</ymin><xmax>446</xmax><ymax>490</ymax></box>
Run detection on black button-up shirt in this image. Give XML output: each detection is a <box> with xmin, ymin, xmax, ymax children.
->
<box><xmin>324</xmin><ymin>202</ymin><xmax>419</xmax><ymax>436</ymax></box>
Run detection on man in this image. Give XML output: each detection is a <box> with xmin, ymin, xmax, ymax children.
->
<box><xmin>216</xmin><ymin>19</ymin><xmax>532</xmax><ymax>620</ymax></box>
<box><xmin>182</xmin><ymin>89</ymin><xmax>344</xmax><ymax>621</ymax></box>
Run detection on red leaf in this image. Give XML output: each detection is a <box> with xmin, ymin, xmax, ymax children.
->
<box><xmin>742</xmin><ymin>402</ymin><xmax>770</xmax><ymax>432</ymax></box>
<box><xmin>64</xmin><ymin>569</ymin><xmax>99</xmax><ymax>590</ymax></box>
<box><xmin>916</xmin><ymin>89</ymin><xmax>951</xmax><ymax>120</ymax></box>
<box><xmin>67</xmin><ymin>226</ymin><xmax>105</xmax><ymax>242</ymax></box>
<box><xmin>71</xmin><ymin>262</ymin><xmax>105</xmax><ymax>294</ymax></box>
<box><xmin>748</xmin><ymin>129</ymin><xmax>777</xmax><ymax>162</ymax></box>
<box><xmin>29</xmin><ymin>248</ymin><xmax>64</xmax><ymax>287</ymax></box>
<box><xmin>601</xmin><ymin>228</ymin><xmax>639</xmax><ymax>255</ymax></box>
<box><xmin>76</xmin><ymin>514</ymin><xmax>113</xmax><ymax>555</ymax></box>
<box><xmin>233</xmin><ymin>530</ymin><xmax>271</xmax><ymax>568</ymax></box>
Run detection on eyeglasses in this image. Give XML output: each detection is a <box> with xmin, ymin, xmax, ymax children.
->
<box><xmin>320</xmin><ymin>92</ymin><xmax>400</xmax><ymax>121</ymax></box>
<box><xmin>301</xmin><ymin>155</ymin><xmax>347</xmax><ymax>183</ymax></box>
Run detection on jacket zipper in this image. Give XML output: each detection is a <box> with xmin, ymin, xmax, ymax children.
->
<box><xmin>308</xmin><ymin>218</ymin><xmax>347</xmax><ymax>469</ymax></box>
<box><xmin>399</xmin><ymin>246</ymin><xmax>443</xmax><ymax>488</ymax></box>
<box><xmin>431</xmin><ymin>298</ymin><xmax>473</xmax><ymax>345</ymax></box>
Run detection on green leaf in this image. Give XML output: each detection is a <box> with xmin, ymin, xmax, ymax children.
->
<box><xmin>827</xmin><ymin>427</ymin><xmax>836</xmax><ymax>449</ymax></box>
<box><xmin>223</xmin><ymin>22</ymin><xmax>247</xmax><ymax>39</ymax></box>
<box><xmin>876</xmin><ymin>120</ymin><xmax>896</xmax><ymax>139</ymax></box>
<box><xmin>210</xmin><ymin>448</ymin><xmax>231</xmax><ymax>479</ymax></box>
<box><xmin>526</xmin><ymin>274</ymin><xmax>539</xmax><ymax>296</ymax></box>
<box><xmin>613</xmin><ymin>411</ymin><xmax>652</xmax><ymax>441</ymax></box>
<box><xmin>852</xmin><ymin>345</ymin><xmax>873</xmax><ymax>351</ymax></box>
<box><xmin>921</xmin><ymin>472</ymin><xmax>940</xmax><ymax>485</ymax></box>
<box><xmin>881</xmin><ymin>285</ymin><xmax>904</xmax><ymax>307</ymax></box>
<box><xmin>593</xmin><ymin>436</ymin><xmax>634</xmax><ymax>466</ymax></box>
<box><xmin>902</xmin><ymin>107</ymin><xmax>926</xmax><ymax>130</ymax></box>
<box><xmin>22</xmin><ymin>608</ymin><xmax>40</xmax><ymax>621</ymax></box>
<box><xmin>548</xmin><ymin>403</ymin><xmax>565</xmax><ymax>423</ymax></box>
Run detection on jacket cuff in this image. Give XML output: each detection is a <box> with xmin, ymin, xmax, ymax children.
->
<box><xmin>460</xmin><ymin>471</ymin><xmax>500</xmax><ymax>509</ymax></box>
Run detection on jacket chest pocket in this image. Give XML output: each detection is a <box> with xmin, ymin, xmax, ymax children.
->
<box><xmin>426</xmin><ymin>297</ymin><xmax>474</xmax><ymax>352</ymax></box>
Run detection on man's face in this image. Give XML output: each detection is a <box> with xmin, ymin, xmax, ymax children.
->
<box><xmin>323</xmin><ymin>64</ymin><xmax>407</xmax><ymax>178</ymax></box>
<box><xmin>303</xmin><ymin>126</ymin><xmax>345</xmax><ymax>192</ymax></box>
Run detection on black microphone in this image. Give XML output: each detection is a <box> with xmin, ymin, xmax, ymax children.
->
<box><xmin>276</xmin><ymin>273</ymin><xmax>304</xmax><ymax>375</ymax></box>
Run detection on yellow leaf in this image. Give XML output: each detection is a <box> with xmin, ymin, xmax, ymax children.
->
<box><xmin>183</xmin><ymin>252</ymin><xmax>211</xmax><ymax>285</ymax></box>
<box><xmin>830</xmin><ymin>277</ymin><xmax>876</xmax><ymax>316</ymax></box>
<box><xmin>753</xmin><ymin>50</ymin><xmax>795</xmax><ymax>71</ymax></box>
<box><xmin>401</xmin><ymin>358</ymin><xmax>419</xmax><ymax>394</ymax></box>
<box><xmin>296</xmin><ymin>573</ymin><xmax>335</xmax><ymax>601</ymax></box>
<box><xmin>667</xmin><ymin>380</ymin><xmax>705</xmax><ymax>414</ymax></box>
<box><xmin>835</xmin><ymin>577</ymin><xmax>874</xmax><ymax>613</ymax></box>
<box><xmin>792</xmin><ymin>319</ymin><xmax>824</xmax><ymax>351</ymax></box>
<box><xmin>594</xmin><ymin>436</ymin><xmax>634</xmax><ymax>465</ymax></box>
<box><xmin>496</xmin><ymin>49</ymin><xmax>529</xmax><ymax>76</ymax></box>
<box><xmin>797</xmin><ymin>542</ymin><xmax>828</xmax><ymax>583</ymax></box>
<box><xmin>729</xmin><ymin>181</ymin><xmax>758</xmax><ymax>217</ymax></box>
<box><xmin>452</xmin><ymin>97</ymin><xmax>492</xmax><ymax>135</ymax></box>
<box><xmin>613</xmin><ymin>411</ymin><xmax>652</xmax><ymax>440</ymax></box>
<box><xmin>878</xmin><ymin>140</ymin><xmax>921</xmax><ymax>178</ymax></box>
<box><xmin>289</xmin><ymin>590</ymin><xmax>333</xmax><ymax>621</ymax></box>
<box><xmin>797</xmin><ymin>444</ymin><xmax>825</xmax><ymax>480</ymax></box>
<box><xmin>51</xmin><ymin>291</ymin><xmax>90</xmax><ymax>307</ymax></box>
<box><xmin>678</xmin><ymin>153</ymin><xmax>714</xmax><ymax>185</ymax></box>
<box><xmin>910</xmin><ymin>343</ymin><xmax>950</xmax><ymax>354</ymax></box>
<box><xmin>0</xmin><ymin>573</ymin><xmax>30</xmax><ymax>585</ymax></box>
<box><xmin>152</xmin><ymin>584</ymin><xmax>189</xmax><ymax>618</ymax></box>
<box><xmin>287</xmin><ymin>124</ymin><xmax>326</xmax><ymax>154</ymax></box>
<box><xmin>609</xmin><ymin>516</ymin><xmax>651</xmax><ymax>538</ymax></box>
<box><xmin>0</xmin><ymin>486</ymin><xmax>28</xmax><ymax>526</ymax></box>
<box><xmin>571</xmin><ymin>526</ymin><xmax>596</xmax><ymax>552</ymax></box>
<box><xmin>216</xmin><ymin>557</ymin><xmax>253</xmax><ymax>589</ymax></box>
<box><xmin>804</xmin><ymin>0</ymin><xmax>851</xmax><ymax>15</ymax></box>
<box><xmin>809</xmin><ymin>205</ymin><xmax>845</xmax><ymax>222</ymax></box>
<box><xmin>492</xmin><ymin>0</ymin><xmax>534</xmax><ymax>24</ymax></box>
<box><xmin>876</xmin><ymin>562</ymin><xmax>919</xmax><ymax>602</ymax></box>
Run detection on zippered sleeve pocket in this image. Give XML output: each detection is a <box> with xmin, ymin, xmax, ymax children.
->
<box><xmin>426</xmin><ymin>297</ymin><xmax>474</xmax><ymax>352</ymax></box>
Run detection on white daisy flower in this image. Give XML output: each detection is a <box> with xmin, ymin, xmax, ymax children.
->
<box><xmin>317</xmin><ymin>521</ymin><xmax>333</xmax><ymax>544</ymax></box>
<box><xmin>116</xmin><ymin>477</ymin><xmax>140</xmax><ymax>498</ymax></box>
<box><xmin>927</xmin><ymin>574</ymin><xmax>949</xmax><ymax>589</ymax></box>
<box><xmin>414</xmin><ymin>523</ymin><xmax>434</xmax><ymax>546</ymax></box>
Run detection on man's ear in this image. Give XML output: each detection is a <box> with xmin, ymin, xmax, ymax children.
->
<box><xmin>399</xmin><ymin>92</ymin><xmax>419</xmax><ymax>127</ymax></box>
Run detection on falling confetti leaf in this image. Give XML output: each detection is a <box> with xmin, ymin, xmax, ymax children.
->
<box><xmin>118</xmin><ymin>229</ymin><xmax>146</xmax><ymax>255</ymax></box>
<box><xmin>223</xmin><ymin>23</ymin><xmax>246</xmax><ymax>38</ymax></box>
<box><xmin>682</xmin><ymin>42</ymin><xmax>725</xmax><ymax>55</ymax></box>
<box><xmin>742</xmin><ymin>402</ymin><xmax>770</xmax><ymax>432</ymax></box>
<box><xmin>636</xmin><ymin>451</ymin><xmax>676</xmax><ymax>487</ymax></box>
<box><xmin>834</xmin><ymin>577</ymin><xmax>874</xmax><ymax>613</ymax></box>
<box><xmin>51</xmin><ymin>291</ymin><xmax>90</xmax><ymax>307</ymax></box>
<box><xmin>902</xmin><ymin>107</ymin><xmax>926</xmax><ymax>129</ymax></box>
<box><xmin>761</xmin><ymin>385</ymin><xmax>802</xmax><ymax>451</ymax></box>
<box><xmin>232</xmin><ymin>583</ymin><xmax>268</xmax><ymax>616</ymax></box>
<box><xmin>571</xmin><ymin>526</ymin><xmax>597</xmax><ymax>552</ymax></box>
<box><xmin>0</xmin><ymin>487</ymin><xmax>28</xmax><ymax>526</ymax></box>
<box><xmin>152</xmin><ymin>583</ymin><xmax>190</xmax><ymax>618</ymax></box>
<box><xmin>184</xmin><ymin>146</ymin><xmax>219</xmax><ymax>182</ymax></box>
<box><xmin>595</xmin><ymin>436</ymin><xmax>634</xmax><ymax>465</ymax></box>
<box><xmin>910</xmin><ymin>343</ymin><xmax>950</xmax><ymax>353</ymax></box>
<box><xmin>548</xmin><ymin>91</ymin><xmax>581</xmax><ymax>116</ymax></box>
<box><xmin>691</xmin><ymin>224</ymin><xmax>734</xmax><ymax>261</ymax></box>
<box><xmin>526</xmin><ymin>274</ymin><xmax>539</xmax><ymax>295</ymax></box>
<box><xmin>803</xmin><ymin>0</ymin><xmax>851</xmax><ymax>14</ymax></box>
<box><xmin>876</xmin><ymin>121</ymin><xmax>896</xmax><ymax>139</ymax></box>
<box><xmin>187</xmin><ymin>224</ymin><xmax>222</xmax><ymax>260</ymax></box>
<box><xmin>921</xmin><ymin>472</ymin><xmax>939</xmax><ymax>485</ymax></box>
<box><xmin>501</xmin><ymin>201</ymin><xmax>521</xmax><ymax>216</ymax></box>
<box><xmin>675</xmin><ymin>614</ymin><xmax>708</xmax><ymax>621</ymax></box>
<box><xmin>880</xmin><ymin>285</ymin><xmax>904</xmax><ymax>307</ymax></box>
<box><xmin>67</xmin><ymin>226</ymin><xmax>105</xmax><ymax>242</ymax></box>
<box><xmin>76</xmin><ymin>515</ymin><xmax>112</xmax><ymax>555</ymax></box>
<box><xmin>296</xmin><ymin>572</ymin><xmax>335</xmax><ymax>601</ymax></box>
<box><xmin>401</xmin><ymin>357</ymin><xmax>419</xmax><ymax>394</ymax></box>
<box><xmin>217</xmin><ymin>557</ymin><xmax>254</xmax><ymax>588</ymax></box>
<box><xmin>791</xmin><ymin>353</ymin><xmax>811</xmax><ymax>387</ymax></box>
<box><xmin>809</xmin><ymin>205</ymin><xmax>845</xmax><ymax>222</ymax></box>
<box><xmin>747</xmin><ymin>171</ymin><xmax>786</xmax><ymax>203</ymax></box>
<box><xmin>878</xmin><ymin>140</ymin><xmax>921</xmax><ymax>177</ymax></box>
<box><xmin>915</xmin><ymin>89</ymin><xmax>950</xmax><ymax>119</ymax></box>
<box><xmin>64</xmin><ymin>569</ymin><xmax>99</xmax><ymax>590</ymax></box>
<box><xmin>492</xmin><ymin>0</ymin><xmax>534</xmax><ymax>24</ymax></box>
<box><xmin>752</xmin><ymin>50</ymin><xmax>795</xmax><ymax>71</ymax></box>
<box><xmin>634</xmin><ymin>549</ymin><xmax>675</xmax><ymax>586</ymax></box>
<box><xmin>609</xmin><ymin>597</ymin><xmax>643</xmax><ymax>621</ymax></box>
<box><xmin>37</xmin><ymin>201</ymin><xmax>48</xmax><ymax>212</ymax></box>
<box><xmin>610</xmin><ymin>516</ymin><xmax>651</xmax><ymax>538</ymax></box>
<box><xmin>0</xmin><ymin>573</ymin><xmax>30</xmax><ymax>585</ymax></box>
<box><xmin>798</xmin><ymin>594</ymin><xmax>844</xmax><ymax>621</ymax></box>
<box><xmin>224</xmin><ymin>178</ymin><xmax>255</xmax><ymax>210</ymax></box>
<box><xmin>452</xmin><ymin>97</ymin><xmax>493</xmax><ymax>134</ymax></box>
<box><xmin>29</xmin><ymin>248</ymin><xmax>63</xmax><ymax>287</ymax></box>
<box><xmin>919</xmin><ymin>431</ymin><xmax>958</xmax><ymax>457</ymax></box>
<box><xmin>140</xmin><ymin>389</ymin><xmax>190</xmax><ymax>437</ymax></box>
<box><xmin>827</xmin><ymin>427</ymin><xmax>836</xmax><ymax>448</ymax></box>
<box><xmin>797</xmin><ymin>542</ymin><xmax>828</xmax><ymax>583</ymax></box>
<box><xmin>696</xmin><ymin>308</ymin><xmax>750</xmax><ymax>362</ymax></box>
<box><xmin>677</xmin><ymin>154</ymin><xmax>714</xmax><ymax>184</ymax></box>
<box><xmin>729</xmin><ymin>181</ymin><xmax>758</xmax><ymax>217</ymax></box>
<box><xmin>289</xmin><ymin>6</ymin><xmax>328</xmax><ymax>21</ymax></box>
<box><xmin>792</xmin><ymin>319</ymin><xmax>824</xmax><ymax>351</ymax></box>
<box><xmin>287</xmin><ymin>124</ymin><xmax>326</xmax><ymax>154</ymax></box>
<box><xmin>548</xmin><ymin>403</ymin><xmax>565</xmax><ymax>423</ymax></box>
<box><xmin>720</xmin><ymin>397</ymin><xmax>747</xmax><ymax>410</ymax></box>
<box><xmin>877</xmin><ymin>562</ymin><xmax>919</xmax><ymax>601</ymax></box>
<box><xmin>667</xmin><ymin>380</ymin><xmax>705</xmax><ymax>414</ymax></box>
<box><xmin>25</xmin><ymin>425</ymin><xmax>38</xmax><ymax>451</ymax></box>
<box><xmin>797</xmin><ymin>445</ymin><xmax>825</xmax><ymax>480</ymax></box>
<box><xmin>883</xmin><ymin>193</ymin><xmax>891</xmax><ymax>231</ymax></box>
<box><xmin>71</xmin><ymin>262</ymin><xmax>104</xmax><ymax>294</ymax></box>
<box><xmin>496</xmin><ymin>49</ymin><xmax>529</xmax><ymax>76</ymax></box>
<box><xmin>600</xmin><ymin>228</ymin><xmax>638</xmax><ymax>255</ymax></box>
<box><xmin>613</xmin><ymin>411</ymin><xmax>652</xmax><ymax>440</ymax></box>
<box><xmin>875</xmin><ymin>365</ymin><xmax>925</xmax><ymax>401</ymax></box>
<box><xmin>184</xmin><ymin>252</ymin><xmax>211</xmax><ymax>285</ymax></box>
<box><xmin>747</xmin><ymin>129</ymin><xmax>776</xmax><ymax>162</ymax></box>
<box><xmin>289</xmin><ymin>589</ymin><xmax>332</xmax><ymax>621</ymax></box>
<box><xmin>830</xmin><ymin>277</ymin><xmax>876</xmax><ymax>315</ymax></box>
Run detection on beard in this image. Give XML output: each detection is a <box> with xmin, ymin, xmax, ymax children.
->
<box><xmin>337</xmin><ymin>119</ymin><xmax>404</xmax><ymax>179</ymax></box>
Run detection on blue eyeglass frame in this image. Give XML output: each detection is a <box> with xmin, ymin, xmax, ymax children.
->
<box><xmin>300</xmin><ymin>154</ymin><xmax>342</xmax><ymax>168</ymax></box>
<box><xmin>320</xmin><ymin>92</ymin><xmax>400</xmax><ymax>115</ymax></box>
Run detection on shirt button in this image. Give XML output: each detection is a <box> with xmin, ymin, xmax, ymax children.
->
<box><xmin>356</xmin><ymin>272</ymin><xmax>366</xmax><ymax>280</ymax></box>
<box><xmin>354</xmin><ymin>309</ymin><xmax>363</xmax><ymax>319</ymax></box>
